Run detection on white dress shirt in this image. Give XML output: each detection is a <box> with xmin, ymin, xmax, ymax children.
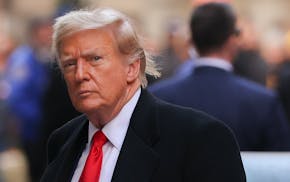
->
<box><xmin>194</xmin><ymin>57</ymin><xmax>233</xmax><ymax>72</ymax></box>
<box><xmin>71</xmin><ymin>88</ymin><xmax>141</xmax><ymax>182</ymax></box>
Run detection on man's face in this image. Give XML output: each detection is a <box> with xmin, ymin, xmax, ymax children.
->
<box><xmin>59</xmin><ymin>28</ymin><xmax>131</xmax><ymax>117</ymax></box>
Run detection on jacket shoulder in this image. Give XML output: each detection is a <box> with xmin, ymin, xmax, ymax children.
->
<box><xmin>46</xmin><ymin>114</ymin><xmax>87</xmax><ymax>163</ymax></box>
<box><xmin>155</xmin><ymin>98</ymin><xmax>232</xmax><ymax>134</ymax></box>
<box><xmin>153</xmin><ymin>98</ymin><xmax>246</xmax><ymax>181</ymax></box>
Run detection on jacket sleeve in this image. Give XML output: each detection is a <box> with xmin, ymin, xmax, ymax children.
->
<box><xmin>263</xmin><ymin>96</ymin><xmax>290</xmax><ymax>150</ymax></box>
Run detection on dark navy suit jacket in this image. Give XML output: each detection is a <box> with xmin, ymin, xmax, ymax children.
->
<box><xmin>150</xmin><ymin>66</ymin><xmax>290</xmax><ymax>151</ymax></box>
<box><xmin>40</xmin><ymin>90</ymin><xmax>245</xmax><ymax>182</ymax></box>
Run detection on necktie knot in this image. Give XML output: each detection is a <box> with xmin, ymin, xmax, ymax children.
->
<box><xmin>92</xmin><ymin>130</ymin><xmax>107</xmax><ymax>148</ymax></box>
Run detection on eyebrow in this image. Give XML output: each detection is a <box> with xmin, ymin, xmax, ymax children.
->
<box><xmin>59</xmin><ymin>54</ymin><xmax>76</xmax><ymax>63</ymax></box>
<box><xmin>59</xmin><ymin>46</ymin><xmax>111</xmax><ymax>62</ymax></box>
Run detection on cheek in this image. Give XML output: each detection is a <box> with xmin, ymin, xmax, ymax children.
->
<box><xmin>111</xmin><ymin>69</ymin><xmax>127</xmax><ymax>85</ymax></box>
<box><xmin>102</xmin><ymin>70</ymin><xmax>127</xmax><ymax>96</ymax></box>
<box><xmin>102</xmin><ymin>74</ymin><xmax>125</xmax><ymax>93</ymax></box>
<box><xmin>66</xmin><ymin>84</ymin><xmax>76</xmax><ymax>103</ymax></box>
<box><xmin>100</xmin><ymin>62</ymin><xmax>128</xmax><ymax>85</ymax></box>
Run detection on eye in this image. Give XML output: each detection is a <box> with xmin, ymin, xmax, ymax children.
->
<box><xmin>93</xmin><ymin>56</ymin><xmax>101</xmax><ymax>61</ymax></box>
<box><xmin>88</xmin><ymin>55</ymin><xmax>102</xmax><ymax>66</ymax></box>
<box><xmin>62</xmin><ymin>59</ymin><xmax>76</xmax><ymax>71</ymax></box>
<box><xmin>63</xmin><ymin>62</ymin><xmax>76</xmax><ymax>68</ymax></box>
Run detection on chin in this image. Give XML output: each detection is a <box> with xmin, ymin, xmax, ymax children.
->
<box><xmin>73</xmin><ymin>101</ymin><xmax>99</xmax><ymax>114</ymax></box>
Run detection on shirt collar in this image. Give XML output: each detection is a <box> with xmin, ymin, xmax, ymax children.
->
<box><xmin>194</xmin><ymin>57</ymin><xmax>233</xmax><ymax>72</ymax></box>
<box><xmin>88</xmin><ymin>88</ymin><xmax>141</xmax><ymax>150</ymax></box>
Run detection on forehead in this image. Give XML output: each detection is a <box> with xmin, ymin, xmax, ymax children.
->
<box><xmin>59</xmin><ymin>28</ymin><xmax>119</xmax><ymax>55</ymax></box>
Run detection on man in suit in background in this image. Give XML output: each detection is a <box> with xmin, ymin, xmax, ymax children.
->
<box><xmin>150</xmin><ymin>2</ymin><xmax>290</xmax><ymax>151</ymax></box>
<box><xmin>41</xmin><ymin>7</ymin><xmax>245</xmax><ymax>182</ymax></box>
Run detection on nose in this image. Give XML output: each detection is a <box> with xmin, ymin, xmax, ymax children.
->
<box><xmin>75</xmin><ymin>58</ymin><xmax>89</xmax><ymax>82</ymax></box>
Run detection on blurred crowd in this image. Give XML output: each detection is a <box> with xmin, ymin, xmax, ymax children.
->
<box><xmin>0</xmin><ymin>0</ymin><xmax>290</xmax><ymax>182</ymax></box>
<box><xmin>0</xmin><ymin>1</ymin><xmax>81</xmax><ymax>182</ymax></box>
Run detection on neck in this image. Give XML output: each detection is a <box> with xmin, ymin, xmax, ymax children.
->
<box><xmin>201</xmin><ymin>51</ymin><xmax>232</xmax><ymax>63</ymax></box>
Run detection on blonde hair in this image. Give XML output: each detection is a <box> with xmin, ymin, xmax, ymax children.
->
<box><xmin>52</xmin><ymin>8</ymin><xmax>160</xmax><ymax>87</ymax></box>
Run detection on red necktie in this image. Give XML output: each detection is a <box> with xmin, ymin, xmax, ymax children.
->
<box><xmin>79</xmin><ymin>130</ymin><xmax>108</xmax><ymax>182</ymax></box>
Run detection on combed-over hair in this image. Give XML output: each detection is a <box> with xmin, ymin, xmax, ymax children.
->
<box><xmin>52</xmin><ymin>8</ymin><xmax>160</xmax><ymax>87</ymax></box>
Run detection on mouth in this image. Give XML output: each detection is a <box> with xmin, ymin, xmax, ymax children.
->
<box><xmin>78</xmin><ymin>90</ymin><xmax>92</xmax><ymax>97</ymax></box>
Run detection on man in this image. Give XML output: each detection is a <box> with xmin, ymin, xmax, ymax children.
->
<box><xmin>41</xmin><ymin>8</ymin><xmax>245</xmax><ymax>182</ymax></box>
<box><xmin>150</xmin><ymin>3</ymin><xmax>290</xmax><ymax>151</ymax></box>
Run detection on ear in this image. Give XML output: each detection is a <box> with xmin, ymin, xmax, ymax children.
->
<box><xmin>127</xmin><ymin>59</ymin><xmax>141</xmax><ymax>83</ymax></box>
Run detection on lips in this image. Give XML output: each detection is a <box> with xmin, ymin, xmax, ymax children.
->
<box><xmin>78</xmin><ymin>90</ymin><xmax>92</xmax><ymax>97</ymax></box>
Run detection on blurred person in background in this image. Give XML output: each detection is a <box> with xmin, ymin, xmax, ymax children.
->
<box><xmin>233</xmin><ymin>18</ymin><xmax>268</xmax><ymax>86</ymax></box>
<box><xmin>277</xmin><ymin>59</ymin><xmax>290</xmax><ymax>123</ymax></box>
<box><xmin>276</xmin><ymin>30</ymin><xmax>290</xmax><ymax>124</ymax></box>
<box><xmin>150</xmin><ymin>2</ymin><xmax>290</xmax><ymax>151</ymax></box>
<box><xmin>0</xmin><ymin>28</ymin><xmax>29</xmax><ymax>182</ymax></box>
<box><xmin>147</xmin><ymin>19</ymin><xmax>197</xmax><ymax>90</ymax></box>
<box><xmin>146</xmin><ymin>19</ymin><xmax>195</xmax><ymax>85</ymax></box>
<box><xmin>261</xmin><ymin>41</ymin><xmax>286</xmax><ymax>89</ymax></box>
<box><xmin>6</xmin><ymin>18</ymin><xmax>52</xmax><ymax>182</ymax></box>
<box><xmin>41</xmin><ymin>7</ymin><xmax>245</xmax><ymax>182</ymax></box>
<box><xmin>155</xmin><ymin>19</ymin><xmax>194</xmax><ymax>79</ymax></box>
<box><xmin>0</xmin><ymin>29</ymin><xmax>18</xmax><ymax>153</ymax></box>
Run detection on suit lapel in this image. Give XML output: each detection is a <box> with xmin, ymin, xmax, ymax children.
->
<box><xmin>112</xmin><ymin>90</ymin><xmax>160</xmax><ymax>182</ymax></box>
<box><xmin>56</xmin><ymin>117</ymin><xmax>89</xmax><ymax>182</ymax></box>
<box><xmin>111</xmin><ymin>128</ymin><xmax>159</xmax><ymax>182</ymax></box>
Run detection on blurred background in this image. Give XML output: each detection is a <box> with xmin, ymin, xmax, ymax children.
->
<box><xmin>1</xmin><ymin>0</ymin><xmax>290</xmax><ymax>182</ymax></box>
<box><xmin>2</xmin><ymin>0</ymin><xmax>290</xmax><ymax>57</ymax></box>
